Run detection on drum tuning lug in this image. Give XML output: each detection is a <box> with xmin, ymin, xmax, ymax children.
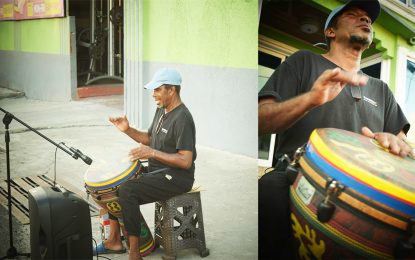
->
<box><xmin>394</xmin><ymin>218</ymin><xmax>415</xmax><ymax>259</ymax></box>
<box><xmin>394</xmin><ymin>218</ymin><xmax>415</xmax><ymax>258</ymax></box>
<box><xmin>317</xmin><ymin>201</ymin><xmax>335</xmax><ymax>223</ymax></box>
<box><xmin>284</xmin><ymin>147</ymin><xmax>306</xmax><ymax>185</ymax></box>
<box><xmin>317</xmin><ymin>179</ymin><xmax>343</xmax><ymax>222</ymax></box>
<box><xmin>293</xmin><ymin>146</ymin><xmax>305</xmax><ymax>162</ymax></box>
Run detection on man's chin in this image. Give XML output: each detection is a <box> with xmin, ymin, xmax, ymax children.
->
<box><xmin>350</xmin><ymin>35</ymin><xmax>372</xmax><ymax>47</ymax></box>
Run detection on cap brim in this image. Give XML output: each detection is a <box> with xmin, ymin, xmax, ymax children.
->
<box><xmin>144</xmin><ymin>81</ymin><xmax>162</xmax><ymax>90</ymax></box>
<box><xmin>345</xmin><ymin>0</ymin><xmax>380</xmax><ymax>23</ymax></box>
<box><xmin>325</xmin><ymin>0</ymin><xmax>380</xmax><ymax>31</ymax></box>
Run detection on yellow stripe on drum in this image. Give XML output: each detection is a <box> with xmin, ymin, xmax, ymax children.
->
<box><xmin>291</xmin><ymin>186</ymin><xmax>391</xmax><ymax>259</ymax></box>
<box><xmin>140</xmin><ymin>239</ymin><xmax>155</xmax><ymax>253</ymax></box>
<box><xmin>309</xmin><ymin>130</ymin><xmax>415</xmax><ymax>207</ymax></box>
<box><xmin>85</xmin><ymin>160</ymin><xmax>140</xmax><ymax>188</ymax></box>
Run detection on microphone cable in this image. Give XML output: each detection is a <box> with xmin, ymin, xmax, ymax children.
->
<box><xmin>53</xmin><ymin>142</ymin><xmax>65</xmax><ymax>187</ymax></box>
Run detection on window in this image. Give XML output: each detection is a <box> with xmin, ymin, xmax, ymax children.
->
<box><xmin>405</xmin><ymin>60</ymin><xmax>415</xmax><ymax>114</ymax></box>
<box><xmin>361</xmin><ymin>53</ymin><xmax>391</xmax><ymax>84</ymax></box>
<box><xmin>395</xmin><ymin>47</ymin><xmax>415</xmax><ymax>141</ymax></box>
<box><xmin>258</xmin><ymin>62</ymin><xmax>278</xmax><ymax>168</ymax></box>
<box><xmin>258</xmin><ymin>36</ymin><xmax>297</xmax><ymax>168</ymax></box>
<box><xmin>395</xmin><ymin>0</ymin><xmax>415</xmax><ymax>9</ymax></box>
<box><xmin>361</xmin><ymin>63</ymin><xmax>381</xmax><ymax>79</ymax></box>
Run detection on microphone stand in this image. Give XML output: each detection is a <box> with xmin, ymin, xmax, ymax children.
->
<box><xmin>0</xmin><ymin>107</ymin><xmax>85</xmax><ymax>259</ymax></box>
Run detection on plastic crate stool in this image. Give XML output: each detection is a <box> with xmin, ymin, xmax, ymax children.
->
<box><xmin>154</xmin><ymin>187</ymin><xmax>209</xmax><ymax>260</ymax></box>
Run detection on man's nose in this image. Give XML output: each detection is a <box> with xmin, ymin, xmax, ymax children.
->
<box><xmin>360</xmin><ymin>15</ymin><xmax>370</xmax><ymax>24</ymax></box>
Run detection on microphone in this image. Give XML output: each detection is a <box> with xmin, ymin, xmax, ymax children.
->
<box><xmin>69</xmin><ymin>147</ymin><xmax>93</xmax><ymax>165</ymax></box>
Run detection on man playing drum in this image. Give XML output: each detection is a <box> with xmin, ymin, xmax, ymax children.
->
<box><xmin>104</xmin><ymin>68</ymin><xmax>196</xmax><ymax>260</ymax></box>
<box><xmin>258</xmin><ymin>0</ymin><xmax>415</xmax><ymax>258</ymax></box>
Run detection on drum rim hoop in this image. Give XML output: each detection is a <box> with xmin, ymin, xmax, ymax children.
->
<box><xmin>309</xmin><ymin>129</ymin><xmax>415</xmax><ymax>209</ymax></box>
<box><xmin>85</xmin><ymin>160</ymin><xmax>140</xmax><ymax>189</ymax></box>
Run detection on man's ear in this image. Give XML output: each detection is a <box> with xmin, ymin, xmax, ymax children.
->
<box><xmin>325</xmin><ymin>28</ymin><xmax>335</xmax><ymax>39</ymax></box>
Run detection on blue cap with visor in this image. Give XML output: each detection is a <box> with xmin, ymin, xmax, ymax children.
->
<box><xmin>324</xmin><ymin>0</ymin><xmax>381</xmax><ymax>31</ymax></box>
<box><xmin>144</xmin><ymin>68</ymin><xmax>182</xmax><ymax>90</ymax></box>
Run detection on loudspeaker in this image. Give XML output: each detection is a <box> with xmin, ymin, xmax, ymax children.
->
<box><xmin>28</xmin><ymin>186</ymin><xmax>92</xmax><ymax>260</ymax></box>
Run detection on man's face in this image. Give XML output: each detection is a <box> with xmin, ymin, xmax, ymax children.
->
<box><xmin>152</xmin><ymin>85</ymin><xmax>173</xmax><ymax>108</ymax></box>
<box><xmin>331</xmin><ymin>6</ymin><xmax>374</xmax><ymax>47</ymax></box>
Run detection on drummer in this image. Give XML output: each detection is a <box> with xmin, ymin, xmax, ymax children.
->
<box><xmin>258</xmin><ymin>0</ymin><xmax>414</xmax><ymax>259</ymax></box>
<box><xmin>104</xmin><ymin>68</ymin><xmax>196</xmax><ymax>260</ymax></box>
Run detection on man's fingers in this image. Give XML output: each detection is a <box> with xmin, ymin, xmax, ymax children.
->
<box><xmin>326</xmin><ymin>68</ymin><xmax>368</xmax><ymax>86</ymax></box>
<box><xmin>361</xmin><ymin>126</ymin><xmax>375</xmax><ymax>139</ymax></box>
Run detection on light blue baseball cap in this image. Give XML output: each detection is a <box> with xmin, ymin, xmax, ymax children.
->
<box><xmin>144</xmin><ymin>68</ymin><xmax>182</xmax><ymax>90</ymax></box>
<box><xmin>324</xmin><ymin>0</ymin><xmax>380</xmax><ymax>31</ymax></box>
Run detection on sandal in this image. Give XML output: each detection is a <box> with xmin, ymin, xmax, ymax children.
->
<box><xmin>93</xmin><ymin>242</ymin><xmax>127</xmax><ymax>255</ymax></box>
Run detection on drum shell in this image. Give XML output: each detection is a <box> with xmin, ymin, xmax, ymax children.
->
<box><xmin>289</xmin><ymin>128</ymin><xmax>415</xmax><ymax>259</ymax></box>
<box><xmin>118</xmin><ymin>215</ymin><xmax>155</xmax><ymax>256</ymax></box>
<box><xmin>87</xmin><ymin>186</ymin><xmax>121</xmax><ymax>218</ymax></box>
<box><xmin>290</xmin><ymin>170</ymin><xmax>406</xmax><ymax>259</ymax></box>
<box><xmin>85</xmin><ymin>161</ymin><xmax>143</xmax><ymax>218</ymax></box>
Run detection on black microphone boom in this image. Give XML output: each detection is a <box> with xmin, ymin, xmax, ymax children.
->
<box><xmin>69</xmin><ymin>147</ymin><xmax>93</xmax><ymax>165</ymax></box>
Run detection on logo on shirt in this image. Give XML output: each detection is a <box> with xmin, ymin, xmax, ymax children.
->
<box><xmin>161</xmin><ymin>128</ymin><xmax>168</xmax><ymax>134</ymax></box>
<box><xmin>363</xmin><ymin>96</ymin><xmax>377</xmax><ymax>107</ymax></box>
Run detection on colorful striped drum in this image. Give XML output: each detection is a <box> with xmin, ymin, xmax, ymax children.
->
<box><xmin>84</xmin><ymin>157</ymin><xmax>155</xmax><ymax>256</ymax></box>
<box><xmin>118</xmin><ymin>215</ymin><xmax>155</xmax><ymax>256</ymax></box>
<box><xmin>290</xmin><ymin>128</ymin><xmax>415</xmax><ymax>259</ymax></box>
<box><xmin>84</xmin><ymin>158</ymin><xmax>143</xmax><ymax>218</ymax></box>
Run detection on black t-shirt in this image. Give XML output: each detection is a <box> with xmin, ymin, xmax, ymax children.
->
<box><xmin>259</xmin><ymin>50</ymin><xmax>410</xmax><ymax>158</ymax></box>
<box><xmin>148</xmin><ymin>103</ymin><xmax>196</xmax><ymax>184</ymax></box>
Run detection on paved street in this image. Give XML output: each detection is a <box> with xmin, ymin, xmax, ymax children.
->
<box><xmin>0</xmin><ymin>88</ymin><xmax>258</xmax><ymax>259</ymax></box>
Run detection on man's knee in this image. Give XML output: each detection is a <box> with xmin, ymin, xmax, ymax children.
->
<box><xmin>119</xmin><ymin>181</ymin><xmax>135</xmax><ymax>201</ymax></box>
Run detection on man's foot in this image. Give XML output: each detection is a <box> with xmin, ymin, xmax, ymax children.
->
<box><xmin>93</xmin><ymin>242</ymin><xmax>127</xmax><ymax>256</ymax></box>
<box><xmin>104</xmin><ymin>240</ymin><xmax>124</xmax><ymax>251</ymax></box>
<box><xmin>128</xmin><ymin>250</ymin><xmax>143</xmax><ymax>260</ymax></box>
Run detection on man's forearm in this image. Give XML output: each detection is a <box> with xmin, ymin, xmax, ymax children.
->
<box><xmin>124</xmin><ymin>127</ymin><xmax>151</xmax><ymax>145</ymax></box>
<box><xmin>152</xmin><ymin>150</ymin><xmax>193</xmax><ymax>170</ymax></box>
<box><xmin>258</xmin><ymin>94</ymin><xmax>317</xmax><ymax>135</ymax></box>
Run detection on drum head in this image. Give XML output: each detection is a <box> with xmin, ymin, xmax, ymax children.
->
<box><xmin>305</xmin><ymin>128</ymin><xmax>415</xmax><ymax>215</ymax></box>
<box><xmin>84</xmin><ymin>156</ymin><xmax>141</xmax><ymax>190</ymax></box>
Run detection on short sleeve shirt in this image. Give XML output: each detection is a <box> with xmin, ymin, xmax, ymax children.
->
<box><xmin>148</xmin><ymin>103</ymin><xmax>196</xmax><ymax>183</ymax></box>
<box><xmin>259</xmin><ymin>50</ymin><xmax>410</xmax><ymax>158</ymax></box>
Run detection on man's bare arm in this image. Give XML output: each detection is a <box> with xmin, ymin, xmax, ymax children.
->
<box><xmin>129</xmin><ymin>146</ymin><xmax>193</xmax><ymax>169</ymax></box>
<box><xmin>259</xmin><ymin>68</ymin><xmax>368</xmax><ymax>135</ymax></box>
<box><xmin>258</xmin><ymin>94</ymin><xmax>316</xmax><ymax>135</ymax></box>
<box><xmin>124</xmin><ymin>127</ymin><xmax>151</xmax><ymax>145</ymax></box>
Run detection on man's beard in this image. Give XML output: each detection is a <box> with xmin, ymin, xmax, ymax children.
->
<box><xmin>349</xmin><ymin>35</ymin><xmax>371</xmax><ymax>47</ymax></box>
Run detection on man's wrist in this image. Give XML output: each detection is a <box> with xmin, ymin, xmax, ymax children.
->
<box><xmin>123</xmin><ymin>126</ymin><xmax>131</xmax><ymax>134</ymax></box>
<box><xmin>152</xmin><ymin>149</ymin><xmax>156</xmax><ymax>159</ymax></box>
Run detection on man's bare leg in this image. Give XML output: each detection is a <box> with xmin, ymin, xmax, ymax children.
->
<box><xmin>104</xmin><ymin>219</ymin><xmax>124</xmax><ymax>250</ymax></box>
<box><xmin>128</xmin><ymin>235</ymin><xmax>142</xmax><ymax>260</ymax></box>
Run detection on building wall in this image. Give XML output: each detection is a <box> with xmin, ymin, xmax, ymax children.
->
<box><xmin>124</xmin><ymin>0</ymin><xmax>257</xmax><ymax>157</ymax></box>
<box><xmin>0</xmin><ymin>17</ymin><xmax>75</xmax><ymax>101</ymax></box>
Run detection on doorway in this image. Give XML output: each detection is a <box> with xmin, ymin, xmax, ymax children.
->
<box><xmin>69</xmin><ymin>0</ymin><xmax>124</xmax><ymax>89</ymax></box>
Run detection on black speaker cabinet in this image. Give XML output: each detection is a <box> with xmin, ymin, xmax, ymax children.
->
<box><xmin>28</xmin><ymin>186</ymin><xmax>92</xmax><ymax>260</ymax></box>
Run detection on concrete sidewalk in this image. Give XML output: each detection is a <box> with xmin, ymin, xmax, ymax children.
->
<box><xmin>0</xmin><ymin>92</ymin><xmax>257</xmax><ymax>259</ymax></box>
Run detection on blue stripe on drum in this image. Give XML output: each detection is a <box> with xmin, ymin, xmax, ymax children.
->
<box><xmin>85</xmin><ymin>162</ymin><xmax>140</xmax><ymax>191</ymax></box>
<box><xmin>306</xmin><ymin>143</ymin><xmax>415</xmax><ymax>216</ymax></box>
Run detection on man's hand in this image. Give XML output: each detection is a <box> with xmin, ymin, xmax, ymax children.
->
<box><xmin>129</xmin><ymin>145</ymin><xmax>193</xmax><ymax>169</ymax></box>
<box><xmin>128</xmin><ymin>144</ymin><xmax>154</xmax><ymax>161</ymax></box>
<box><xmin>361</xmin><ymin>127</ymin><xmax>415</xmax><ymax>158</ymax></box>
<box><xmin>309</xmin><ymin>68</ymin><xmax>368</xmax><ymax>106</ymax></box>
<box><xmin>109</xmin><ymin>115</ymin><xmax>130</xmax><ymax>133</ymax></box>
